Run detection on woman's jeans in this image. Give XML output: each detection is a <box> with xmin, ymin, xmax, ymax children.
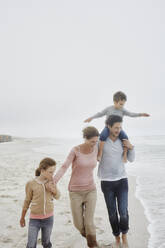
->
<box><xmin>26</xmin><ymin>216</ymin><xmax>53</xmax><ymax>248</ymax></box>
<box><xmin>101</xmin><ymin>179</ymin><xmax>129</xmax><ymax>236</ymax></box>
<box><xmin>100</xmin><ymin>126</ymin><xmax>128</xmax><ymax>141</ymax></box>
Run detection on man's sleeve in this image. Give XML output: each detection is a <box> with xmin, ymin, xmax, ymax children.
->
<box><xmin>127</xmin><ymin>147</ymin><xmax>135</xmax><ymax>162</ymax></box>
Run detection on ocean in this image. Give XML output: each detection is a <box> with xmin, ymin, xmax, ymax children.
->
<box><xmin>0</xmin><ymin>135</ymin><xmax>165</xmax><ymax>247</ymax></box>
<box><xmin>127</xmin><ymin>135</ymin><xmax>165</xmax><ymax>248</ymax></box>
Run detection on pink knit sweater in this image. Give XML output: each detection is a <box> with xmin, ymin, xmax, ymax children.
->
<box><xmin>54</xmin><ymin>146</ymin><xmax>98</xmax><ymax>192</ymax></box>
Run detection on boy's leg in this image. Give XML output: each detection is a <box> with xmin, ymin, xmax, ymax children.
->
<box><xmin>84</xmin><ymin>190</ymin><xmax>98</xmax><ymax>247</ymax></box>
<box><xmin>26</xmin><ymin>219</ymin><xmax>40</xmax><ymax>248</ymax></box>
<box><xmin>98</xmin><ymin>127</ymin><xmax>110</xmax><ymax>161</ymax></box>
<box><xmin>116</xmin><ymin>179</ymin><xmax>129</xmax><ymax>246</ymax></box>
<box><xmin>41</xmin><ymin>216</ymin><xmax>54</xmax><ymax>248</ymax></box>
<box><xmin>119</xmin><ymin>130</ymin><xmax>129</xmax><ymax>163</ymax></box>
<box><xmin>69</xmin><ymin>191</ymin><xmax>86</xmax><ymax>237</ymax></box>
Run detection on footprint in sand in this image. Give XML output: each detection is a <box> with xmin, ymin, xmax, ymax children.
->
<box><xmin>7</xmin><ymin>225</ymin><xmax>13</xmax><ymax>229</ymax></box>
<box><xmin>1</xmin><ymin>236</ymin><xmax>13</xmax><ymax>243</ymax></box>
<box><xmin>95</xmin><ymin>216</ymin><xmax>102</xmax><ymax>223</ymax></box>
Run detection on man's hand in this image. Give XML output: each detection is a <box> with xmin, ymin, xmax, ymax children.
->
<box><xmin>140</xmin><ymin>113</ymin><xmax>150</xmax><ymax>117</ymax></box>
<box><xmin>84</xmin><ymin>117</ymin><xmax>93</xmax><ymax>123</ymax></box>
<box><xmin>20</xmin><ymin>218</ymin><xmax>25</xmax><ymax>227</ymax></box>
<box><xmin>122</xmin><ymin>139</ymin><xmax>134</xmax><ymax>150</ymax></box>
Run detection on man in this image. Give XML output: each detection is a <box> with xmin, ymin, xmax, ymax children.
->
<box><xmin>98</xmin><ymin>115</ymin><xmax>135</xmax><ymax>248</ymax></box>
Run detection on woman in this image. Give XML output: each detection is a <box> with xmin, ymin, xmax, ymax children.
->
<box><xmin>48</xmin><ymin>126</ymin><xmax>99</xmax><ymax>248</ymax></box>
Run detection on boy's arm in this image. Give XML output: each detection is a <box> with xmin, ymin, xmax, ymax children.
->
<box><xmin>84</xmin><ymin>107</ymin><xmax>109</xmax><ymax>122</ymax></box>
<box><xmin>123</xmin><ymin>108</ymin><xmax>150</xmax><ymax>117</ymax></box>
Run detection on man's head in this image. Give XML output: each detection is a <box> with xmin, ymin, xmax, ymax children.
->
<box><xmin>106</xmin><ymin>115</ymin><xmax>123</xmax><ymax>137</ymax></box>
<box><xmin>113</xmin><ymin>91</ymin><xmax>127</xmax><ymax>109</ymax></box>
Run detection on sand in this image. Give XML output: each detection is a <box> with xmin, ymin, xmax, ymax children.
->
<box><xmin>0</xmin><ymin>138</ymin><xmax>149</xmax><ymax>247</ymax></box>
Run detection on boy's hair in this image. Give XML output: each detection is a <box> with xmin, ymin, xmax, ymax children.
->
<box><xmin>82</xmin><ymin>126</ymin><xmax>99</xmax><ymax>139</ymax></box>
<box><xmin>35</xmin><ymin>157</ymin><xmax>56</xmax><ymax>176</ymax></box>
<box><xmin>106</xmin><ymin>115</ymin><xmax>123</xmax><ymax>127</ymax></box>
<box><xmin>113</xmin><ymin>91</ymin><xmax>127</xmax><ymax>102</ymax></box>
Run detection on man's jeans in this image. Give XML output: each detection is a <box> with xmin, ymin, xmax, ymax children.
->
<box><xmin>26</xmin><ymin>216</ymin><xmax>53</xmax><ymax>248</ymax></box>
<box><xmin>101</xmin><ymin>178</ymin><xmax>129</xmax><ymax>236</ymax></box>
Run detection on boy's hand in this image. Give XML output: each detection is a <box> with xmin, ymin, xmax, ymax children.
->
<box><xmin>20</xmin><ymin>218</ymin><xmax>25</xmax><ymax>227</ymax></box>
<box><xmin>140</xmin><ymin>113</ymin><xmax>150</xmax><ymax>117</ymax></box>
<box><xmin>123</xmin><ymin>140</ymin><xmax>134</xmax><ymax>150</ymax></box>
<box><xmin>84</xmin><ymin>117</ymin><xmax>93</xmax><ymax>123</ymax></box>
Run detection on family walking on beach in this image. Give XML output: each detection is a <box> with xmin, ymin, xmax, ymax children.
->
<box><xmin>20</xmin><ymin>91</ymin><xmax>150</xmax><ymax>248</ymax></box>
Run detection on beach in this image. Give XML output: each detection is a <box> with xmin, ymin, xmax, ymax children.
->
<box><xmin>0</xmin><ymin>137</ymin><xmax>149</xmax><ymax>248</ymax></box>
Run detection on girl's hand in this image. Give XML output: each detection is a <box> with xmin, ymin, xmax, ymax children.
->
<box><xmin>45</xmin><ymin>181</ymin><xmax>57</xmax><ymax>194</ymax></box>
<box><xmin>84</xmin><ymin>117</ymin><xmax>93</xmax><ymax>123</ymax></box>
<box><xmin>20</xmin><ymin>218</ymin><xmax>25</xmax><ymax>227</ymax></box>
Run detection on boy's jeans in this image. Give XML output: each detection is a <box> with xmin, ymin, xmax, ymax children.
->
<box><xmin>101</xmin><ymin>179</ymin><xmax>129</xmax><ymax>236</ymax></box>
<box><xmin>26</xmin><ymin>216</ymin><xmax>53</xmax><ymax>248</ymax></box>
<box><xmin>100</xmin><ymin>126</ymin><xmax>128</xmax><ymax>141</ymax></box>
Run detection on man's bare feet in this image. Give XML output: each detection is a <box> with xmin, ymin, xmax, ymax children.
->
<box><xmin>112</xmin><ymin>236</ymin><xmax>121</xmax><ymax>248</ymax></box>
<box><xmin>121</xmin><ymin>234</ymin><xmax>129</xmax><ymax>248</ymax></box>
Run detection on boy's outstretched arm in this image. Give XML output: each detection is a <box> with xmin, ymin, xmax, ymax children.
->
<box><xmin>139</xmin><ymin>113</ymin><xmax>150</xmax><ymax>117</ymax></box>
<box><xmin>123</xmin><ymin>109</ymin><xmax>150</xmax><ymax>117</ymax></box>
<box><xmin>84</xmin><ymin>117</ymin><xmax>93</xmax><ymax>123</ymax></box>
<box><xmin>84</xmin><ymin>107</ymin><xmax>109</xmax><ymax>122</ymax></box>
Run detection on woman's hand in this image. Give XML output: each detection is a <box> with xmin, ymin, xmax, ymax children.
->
<box><xmin>20</xmin><ymin>218</ymin><xmax>25</xmax><ymax>227</ymax></box>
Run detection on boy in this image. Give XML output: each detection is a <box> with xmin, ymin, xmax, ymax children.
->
<box><xmin>84</xmin><ymin>91</ymin><xmax>150</xmax><ymax>162</ymax></box>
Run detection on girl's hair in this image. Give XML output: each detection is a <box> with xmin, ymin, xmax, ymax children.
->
<box><xmin>82</xmin><ymin>126</ymin><xmax>99</xmax><ymax>139</ymax></box>
<box><xmin>35</xmin><ymin>157</ymin><xmax>56</xmax><ymax>176</ymax></box>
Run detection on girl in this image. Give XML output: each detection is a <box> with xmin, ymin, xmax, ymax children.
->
<box><xmin>20</xmin><ymin>157</ymin><xmax>60</xmax><ymax>248</ymax></box>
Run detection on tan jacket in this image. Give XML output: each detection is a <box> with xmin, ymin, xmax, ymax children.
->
<box><xmin>23</xmin><ymin>178</ymin><xmax>60</xmax><ymax>215</ymax></box>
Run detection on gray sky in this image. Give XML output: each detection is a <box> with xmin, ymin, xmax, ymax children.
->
<box><xmin>0</xmin><ymin>0</ymin><xmax>164</xmax><ymax>138</ymax></box>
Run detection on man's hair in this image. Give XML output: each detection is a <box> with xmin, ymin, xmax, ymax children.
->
<box><xmin>113</xmin><ymin>91</ymin><xmax>127</xmax><ymax>102</ymax></box>
<box><xmin>106</xmin><ymin>115</ymin><xmax>123</xmax><ymax>127</ymax></box>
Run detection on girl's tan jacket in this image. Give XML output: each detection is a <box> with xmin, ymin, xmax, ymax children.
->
<box><xmin>23</xmin><ymin>178</ymin><xmax>60</xmax><ymax>215</ymax></box>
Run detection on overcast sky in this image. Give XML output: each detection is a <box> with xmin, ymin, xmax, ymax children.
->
<box><xmin>0</xmin><ymin>0</ymin><xmax>164</xmax><ymax>138</ymax></box>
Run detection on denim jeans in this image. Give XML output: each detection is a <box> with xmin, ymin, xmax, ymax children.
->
<box><xmin>99</xmin><ymin>126</ymin><xmax>128</xmax><ymax>141</ymax></box>
<box><xmin>26</xmin><ymin>216</ymin><xmax>53</xmax><ymax>248</ymax></box>
<box><xmin>101</xmin><ymin>179</ymin><xmax>129</xmax><ymax>236</ymax></box>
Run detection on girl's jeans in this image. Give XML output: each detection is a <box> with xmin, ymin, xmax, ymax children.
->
<box><xmin>26</xmin><ymin>216</ymin><xmax>53</xmax><ymax>248</ymax></box>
